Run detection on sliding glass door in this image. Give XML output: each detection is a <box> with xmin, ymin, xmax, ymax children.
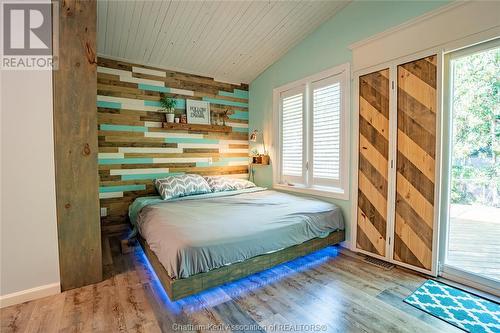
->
<box><xmin>441</xmin><ymin>40</ymin><xmax>500</xmax><ymax>294</ymax></box>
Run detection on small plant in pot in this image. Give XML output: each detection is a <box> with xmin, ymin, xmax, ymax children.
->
<box><xmin>159</xmin><ymin>95</ymin><xmax>176</xmax><ymax>123</ymax></box>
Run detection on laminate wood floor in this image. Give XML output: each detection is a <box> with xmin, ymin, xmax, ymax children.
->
<box><xmin>1</xmin><ymin>239</ymin><xmax>463</xmax><ymax>333</ymax></box>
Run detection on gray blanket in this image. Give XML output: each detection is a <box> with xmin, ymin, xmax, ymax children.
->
<box><xmin>136</xmin><ymin>188</ymin><xmax>344</xmax><ymax>279</ymax></box>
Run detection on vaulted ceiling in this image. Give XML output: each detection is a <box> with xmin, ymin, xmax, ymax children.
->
<box><xmin>97</xmin><ymin>0</ymin><xmax>348</xmax><ymax>84</ymax></box>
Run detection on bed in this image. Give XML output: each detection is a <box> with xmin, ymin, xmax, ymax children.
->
<box><xmin>130</xmin><ymin>186</ymin><xmax>345</xmax><ymax>300</ymax></box>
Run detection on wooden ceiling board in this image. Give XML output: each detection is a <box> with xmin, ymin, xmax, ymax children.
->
<box><xmin>97</xmin><ymin>0</ymin><xmax>349</xmax><ymax>83</ymax></box>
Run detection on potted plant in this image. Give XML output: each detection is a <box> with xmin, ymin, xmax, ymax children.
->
<box><xmin>159</xmin><ymin>95</ymin><xmax>176</xmax><ymax>123</ymax></box>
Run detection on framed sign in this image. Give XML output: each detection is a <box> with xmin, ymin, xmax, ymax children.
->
<box><xmin>186</xmin><ymin>100</ymin><xmax>210</xmax><ymax>125</ymax></box>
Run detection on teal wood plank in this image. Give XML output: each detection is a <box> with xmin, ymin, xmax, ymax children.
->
<box><xmin>228</xmin><ymin>111</ymin><xmax>249</xmax><ymax>120</ymax></box>
<box><xmin>202</xmin><ymin>97</ymin><xmax>248</xmax><ymax>108</ymax></box>
<box><xmin>100</xmin><ymin>124</ymin><xmax>148</xmax><ymax>132</ymax></box>
<box><xmin>98</xmin><ymin>158</ymin><xmax>153</xmax><ymax>165</ymax></box>
<box><xmin>196</xmin><ymin>161</ymin><xmax>225</xmax><ymax>167</ymax></box>
<box><xmin>218</xmin><ymin>89</ymin><xmax>249</xmax><ymax>99</ymax></box>
<box><xmin>99</xmin><ymin>184</ymin><xmax>146</xmax><ymax>193</ymax></box>
<box><xmin>97</xmin><ymin>101</ymin><xmax>121</xmax><ymax>109</ymax></box>
<box><xmin>138</xmin><ymin>83</ymin><xmax>168</xmax><ymax>93</ymax></box>
<box><xmin>121</xmin><ymin>172</ymin><xmax>183</xmax><ymax>180</ymax></box>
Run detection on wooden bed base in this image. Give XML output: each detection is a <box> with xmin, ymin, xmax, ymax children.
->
<box><xmin>138</xmin><ymin>230</ymin><xmax>345</xmax><ymax>301</ymax></box>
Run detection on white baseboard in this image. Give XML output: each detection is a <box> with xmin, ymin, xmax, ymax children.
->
<box><xmin>0</xmin><ymin>282</ymin><xmax>60</xmax><ymax>308</ymax></box>
<box><xmin>339</xmin><ymin>240</ymin><xmax>352</xmax><ymax>250</ymax></box>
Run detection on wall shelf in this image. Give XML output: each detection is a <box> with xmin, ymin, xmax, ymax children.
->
<box><xmin>162</xmin><ymin>122</ymin><xmax>232</xmax><ymax>133</ymax></box>
<box><xmin>250</xmin><ymin>163</ymin><xmax>271</xmax><ymax>167</ymax></box>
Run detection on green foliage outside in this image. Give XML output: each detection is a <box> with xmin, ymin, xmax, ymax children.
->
<box><xmin>451</xmin><ymin>46</ymin><xmax>500</xmax><ymax>207</ymax></box>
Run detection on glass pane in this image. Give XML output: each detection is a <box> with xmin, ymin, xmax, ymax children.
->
<box><xmin>447</xmin><ymin>46</ymin><xmax>500</xmax><ymax>282</ymax></box>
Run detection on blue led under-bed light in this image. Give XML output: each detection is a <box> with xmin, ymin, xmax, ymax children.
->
<box><xmin>137</xmin><ymin>245</ymin><xmax>340</xmax><ymax>313</ymax></box>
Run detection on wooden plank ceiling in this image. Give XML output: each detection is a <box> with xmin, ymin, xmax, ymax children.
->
<box><xmin>97</xmin><ymin>0</ymin><xmax>348</xmax><ymax>84</ymax></box>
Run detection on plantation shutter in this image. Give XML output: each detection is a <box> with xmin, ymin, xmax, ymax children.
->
<box><xmin>311</xmin><ymin>74</ymin><xmax>343</xmax><ymax>187</ymax></box>
<box><xmin>280</xmin><ymin>87</ymin><xmax>305</xmax><ymax>184</ymax></box>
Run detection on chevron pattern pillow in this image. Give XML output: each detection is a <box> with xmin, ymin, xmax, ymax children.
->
<box><xmin>204</xmin><ymin>176</ymin><xmax>256</xmax><ymax>192</ymax></box>
<box><xmin>154</xmin><ymin>174</ymin><xmax>211</xmax><ymax>200</ymax></box>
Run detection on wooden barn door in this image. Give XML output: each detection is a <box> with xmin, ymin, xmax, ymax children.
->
<box><xmin>393</xmin><ymin>55</ymin><xmax>437</xmax><ymax>271</ymax></box>
<box><xmin>356</xmin><ymin>68</ymin><xmax>390</xmax><ymax>257</ymax></box>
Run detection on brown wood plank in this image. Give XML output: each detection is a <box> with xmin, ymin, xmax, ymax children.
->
<box><xmin>397</xmin><ymin>106</ymin><xmax>436</xmax><ymax>158</ymax></box>
<box><xmin>357</xmin><ymin>69</ymin><xmax>389</xmax><ymax>258</ymax></box>
<box><xmin>139</xmin><ymin>231</ymin><xmax>344</xmax><ymax>301</ymax></box>
<box><xmin>394</xmin><ymin>234</ymin><xmax>426</xmax><ymax>269</ymax></box>
<box><xmin>358</xmin><ymin>190</ymin><xmax>387</xmax><ymax>239</ymax></box>
<box><xmin>53</xmin><ymin>0</ymin><xmax>102</xmax><ymax>290</ymax></box>
<box><xmin>395</xmin><ymin>55</ymin><xmax>437</xmax><ymax>271</ymax></box>
<box><xmin>359</xmin><ymin>116</ymin><xmax>389</xmax><ymax>158</ymax></box>
<box><xmin>359</xmin><ymin>70</ymin><xmax>390</xmax><ymax>118</ymax></box>
<box><xmin>395</xmin><ymin>194</ymin><xmax>433</xmax><ymax>250</ymax></box>
<box><xmin>401</xmin><ymin>58</ymin><xmax>437</xmax><ymax>89</ymax></box>
<box><xmin>359</xmin><ymin>154</ymin><xmax>388</xmax><ymax>199</ymax></box>
<box><xmin>397</xmin><ymin>152</ymin><xmax>435</xmax><ymax>205</ymax></box>
<box><xmin>162</xmin><ymin>123</ymin><xmax>232</xmax><ymax>133</ymax></box>
<box><xmin>398</xmin><ymin>88</ymin><xmax>436</xmax><ymax>135</ymax></box>
<box><xmin>356</xmin><ymin>225</ymin><xmax>381</xmax><ymax>255</ymax></box>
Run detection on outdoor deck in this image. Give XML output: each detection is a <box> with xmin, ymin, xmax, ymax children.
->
<box><xmin>447</xmin><ymin>204</ymin><xmax>500</xmax><ymax>281</ymax></box>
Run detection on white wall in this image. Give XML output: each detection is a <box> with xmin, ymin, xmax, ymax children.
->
<box><xmin>0</xmin><ymin>69</ymin><xmax>61</xmax><ymax>307</ymax></box>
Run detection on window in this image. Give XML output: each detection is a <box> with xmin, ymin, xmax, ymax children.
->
<box><xmin>273</xmin><ymin>63</ymin><xmax>350</xmax><ymax>199</ymax></box>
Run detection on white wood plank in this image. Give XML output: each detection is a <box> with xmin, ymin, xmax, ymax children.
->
<box><xmin>145</xmin><ymin>0</ymin><xmax>173</xmax><ymax>63</ymax></box>
<box><xmin>123</xmin><ymin>1</ymin><xmax>145</xmax><ymax>60</ymax></box>
<box><xmin>154</xmin><ymin>1</ymin><xmax>189</xmax><ymax>66</ymax></box>
<box><xmin>209</xmin><ymin>1</ymin><xmax>273</xmax><ymax>76</ymax></box>
<box><xmin>168</xmin><ymin>2</ymin><xmax>205</xmax><ymax>67</ymax></box>
<box><xmin>176</xmin><ymin>1</ymin><xmax>220</xmax><ymax>69</ymax></box>
<box><xmin>234</xmin><ymin>2</ymin><xmax>307</xmax><ymax>78</ymax></box>
<box><xmin>117</xmin><ymin>1</ymin><xmax>135</xmax><ymax>59</ymax></box>
<box><xmin>188</xmin><ymin>2</ymin><xmax>242</xmax><ymax>72</ymax></box>
<box><xmin>130</xmin><ymin>1</ymin><xmax>155</xmax><ymax>61</ymax></box>
<box><xmin>202</xmin><ymin>1</ymin><xmax>255</xmax><ymax>74</ymax></box>
<box><xmin>103</xmin><ymin>0</ymin><xmax>117</xmax><ymax>55</ymax></box>
<box><xmin>96</xmin><ymin>0</ymin><xmax>108</xmax><ymax>53</ymax></box>
<box><xmin>97</xmin><ymin>0</ymin><xmax>349</xmax><ymax>83</ymax></box>
<box><xmin>137</xmin><ymin>1</ymin><xmax>164</xmax><ymax>62</ymax></box>
<box><xmin>148</xmin><ymin>0</ymin><xmax>181</xmax><ymax>64</ymax></box>
<box><xmin>225</xmin><ymin>1</ymin><xmax>303</xmax><ymax>81</ymax></box>
<box><xmin>99</xmin><ymin>192</ymin><xmax>123</xmax><ymax>199</ymax></box>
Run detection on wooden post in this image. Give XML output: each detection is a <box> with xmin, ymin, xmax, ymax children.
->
<box><xmin>52</xmin><ymin>0</ymin><xmax>102</xmax><ymax>290</ymax></box>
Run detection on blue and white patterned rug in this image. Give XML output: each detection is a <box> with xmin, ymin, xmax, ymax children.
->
<box><xmin>404</xmin><ymin>280</ymin><xmax>500</xmax><ymax>333</ymax></box>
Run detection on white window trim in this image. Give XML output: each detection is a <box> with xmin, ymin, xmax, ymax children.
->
<box><xmin>272</xmin><ymin>63</ymin><xmax>350</xmax><ymax>200</ymax></box>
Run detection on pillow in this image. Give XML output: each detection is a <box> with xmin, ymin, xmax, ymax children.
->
<box><xmin>154</xmin><ymin>174</ymin><xmax>211</xmax><ymax>200</ymax></box>
<box><xmin>204</xmin><ymin>176</ymin><xmax>256</xmax><ymax>193</ymax></box>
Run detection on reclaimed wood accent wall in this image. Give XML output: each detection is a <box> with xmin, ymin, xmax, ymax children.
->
<box><xmin>356</xmin><ymin>69</ymin><xmax>390</xmax><ymax>257</ymax></box>
<box><xmin>394</xmin><ymin>55</ymin><xmax>437</xmax><ymax>270</ymax></box>
<box><xmin>53</xmin><ymin>0</ymin><xmax>102</xmax><ymax>290</ymax></box>
<box><xmin>97</xmin><ymin>57</ymin><xmax>249</xmax><ymax>235</ymax></box>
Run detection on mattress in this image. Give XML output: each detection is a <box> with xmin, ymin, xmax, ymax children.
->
<box><xmin>132</xmin><ymin>188</ymin><xmax>344</xmax><ymax>279</ymax></box>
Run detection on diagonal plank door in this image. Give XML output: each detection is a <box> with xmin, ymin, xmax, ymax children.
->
<box><xmin>357</xmin><ymin>69</ymin><xmax>390</xmax><ymax>257</ymax></box>
<box><xmin>394</xmin><ymin>55</ymin><xmax>437</xmax><ymax>271</ymax></box>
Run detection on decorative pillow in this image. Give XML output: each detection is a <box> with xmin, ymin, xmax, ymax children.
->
<box><xmin>154</xmin><ymin>174</ymin><xmax>211</xmax><ymax>200</ymax></box>
<box><xmin>204</xmin><ymin>176</ymin><xmax>256</xmax><ymax>193</ymax></box>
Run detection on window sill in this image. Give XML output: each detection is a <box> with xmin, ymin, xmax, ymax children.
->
<box><xmin>272</xmin><ymin>183</ymin><xmax>349</xmax><ymax>200</ymax></box>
